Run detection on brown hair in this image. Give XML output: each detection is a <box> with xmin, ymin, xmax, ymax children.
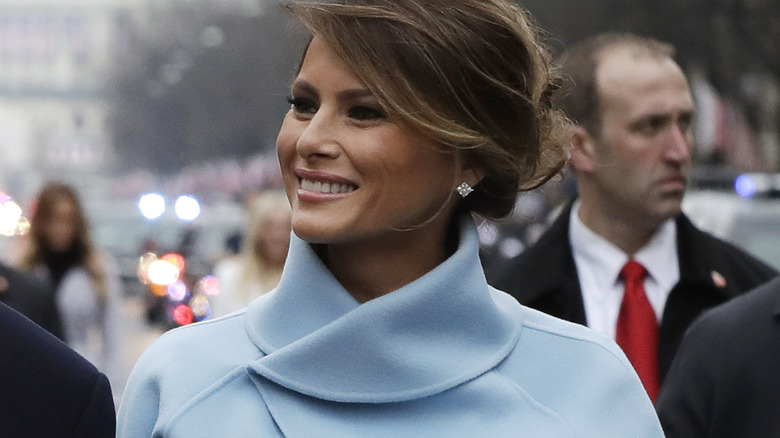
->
<box><xmin>21</xmin><ymin>182</ymin><xmax>108</xmax><ymax>301</ymax></box>
<box><xmin>282</xmin><ymin>0</ymin><xmax>569</xmax><ymax>219</ymax></box>
<box><xmin>555</xmin><ymin>32</ymin><xmax>675</xmax><ymax>136</ymax></box>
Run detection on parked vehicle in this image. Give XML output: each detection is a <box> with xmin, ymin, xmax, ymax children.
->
<box><xmin>683</xmin><ymin>173</ymin><xmax>780</xmax><ymax>271</ymax></box>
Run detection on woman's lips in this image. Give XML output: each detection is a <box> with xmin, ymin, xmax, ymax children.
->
<box><xmin>295</xmin><ymin>169</ymin><xmax>358</xmax><ymax>196</ymax></box>
<box><xmin>300</xmin><ymin>178</ymin><xmax>356</xmax><ymax>194</ymax></box>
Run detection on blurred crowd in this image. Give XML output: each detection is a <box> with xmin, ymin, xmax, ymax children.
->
<box><xmin>0</xmin><ymin>181</ymin><xmax>293</xmax><ymax>407</ymax></box>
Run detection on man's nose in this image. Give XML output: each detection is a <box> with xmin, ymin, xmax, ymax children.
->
<box><xmin>664</xmin><ymin>124</ymin><xmax>692</xmax><ymax>163</ymax></box>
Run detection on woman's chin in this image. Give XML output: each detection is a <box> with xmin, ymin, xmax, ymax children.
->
<box><xmin>292</xmin><ymin>227</ymin><xmax>335</xmax><ymax>245</ymax></box>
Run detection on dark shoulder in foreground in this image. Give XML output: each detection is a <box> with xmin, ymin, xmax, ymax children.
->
<box><xmin>0</xmin><ymin>263</ymin><xmax>63</xmax><ymax>339</ymax></box>
<box><xmin>0</xmin><ymin>301</ymin><xmax>115</xmax><ymax>438</ymax></box>
<box><xmin>656</xmin><ymin>277</ymin><xmax>780</xmax><ymax>438</ymax></box>
<box><xmin>687</xmin><ymin>275</ymin><xmax>780</xmax><ymax>334</ymax></box>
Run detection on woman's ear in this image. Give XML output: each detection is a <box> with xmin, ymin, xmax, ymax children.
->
<box><xmin>568</xmin><ymin>124</ymin><xmax>597</xmax><ymax>173</ymax></box>
<box><xmin>458</xmin><ymin>163</ymin><xmax>483</xmax><ymax>189</ymax></box>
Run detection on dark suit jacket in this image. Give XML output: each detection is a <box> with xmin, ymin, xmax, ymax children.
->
<box><xmin>0</xmin><ymin>263</ymin><xmax>63</xmax><ymax>339</ymax></box>
<box><xmin>656</xmin><ymin>276</ymin><xmax>780</xmax><ymax>437</ymax></box>
<box><xmin>0</xmin><ymin>301</ymin><xmax>115</xmax><ymax>437</ymax></box>
<box><xmin>486</xmin><ymin>205</ymin><xmax>778</xmax><ymax>383</ymax></box>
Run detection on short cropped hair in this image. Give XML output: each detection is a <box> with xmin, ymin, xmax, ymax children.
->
<box><xmin>555</xmin><ymin>32</ymin><xmax>675</xmax><ymax>136</ymax></box>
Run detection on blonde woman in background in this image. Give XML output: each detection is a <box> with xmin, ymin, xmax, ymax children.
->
<box><xmin>19</xmin><ymin>181</ymin><xmax>123</xmax><ymax>403</ymax></box>
<box><xmin>211</xmin><ymin>191</ymin><xmax>291</xmax><ymax>317</ymax></box>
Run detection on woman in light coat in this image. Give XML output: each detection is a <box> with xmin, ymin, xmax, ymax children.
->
<box><xmin>118</xmin><ymin>1</ymin><xmax>664</xmax><ymax>436</ymax></box>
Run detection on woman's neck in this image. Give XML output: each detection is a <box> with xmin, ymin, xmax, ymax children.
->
<box><xmin>323</xmin><ymin>222</ymin><xmax>454</xmax><ymax>303</ymax></box>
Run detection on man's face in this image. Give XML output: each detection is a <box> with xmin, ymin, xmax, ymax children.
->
<box><xmin>589</xmin><ymin>48</ymin><xmax>695</xmax><ymax>228</ymax></box>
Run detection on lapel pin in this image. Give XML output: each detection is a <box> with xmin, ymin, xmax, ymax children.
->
<box><xmin>711</xmin><ymin>271</ymin><xmax>727</xmax><ymax>288</ymax></box>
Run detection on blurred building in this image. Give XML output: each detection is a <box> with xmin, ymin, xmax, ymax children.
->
<box><xmin>0</xmin><ymin>0</ymin><xmax>265</xmax><ymax>204</ymax></box>
<box><xmin>0</xmin><ymin>0</ymin><xmax>141</xmax><ymax>203</ymax></box>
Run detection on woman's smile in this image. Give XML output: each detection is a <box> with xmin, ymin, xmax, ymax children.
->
<box><xmin>276</xmin><ymin>37</ymin><xmax>459</xmax><ymax>246</ymax></box>
<box><xmin>296</xmin><ymin>168</ymin><xmax>358</xmax><ymax>198</ymax></box>
<box><xmin>300</xmin><ymin>179</ymin><xmax>356</xmax><ymax>194</ymax></box>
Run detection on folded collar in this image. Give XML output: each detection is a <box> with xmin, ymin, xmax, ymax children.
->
<box><xmin>244</xmin><ymin>217</ymin><xmax>522</xmax><ymax>403</ymax></box>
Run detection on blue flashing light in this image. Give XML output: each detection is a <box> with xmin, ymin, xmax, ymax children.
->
<box><xmin>734</xmin><ymin>174</ymin><xmax>757</xmax><ymax>198</ymax></box>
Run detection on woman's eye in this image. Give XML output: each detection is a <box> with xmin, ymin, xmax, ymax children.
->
<box><xmin>287</xmin><ymin>96</ymin><xmax>317</xmax><ymax>115</ymax></box>
<box><xmin>349</xmin><ymin>105</ymin><xmax>386</xmax><ymax>121</ymax></box>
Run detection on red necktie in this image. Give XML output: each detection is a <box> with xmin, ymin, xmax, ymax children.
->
<box><xmin>615</xmin><ymin>260</ymin><xmax>660</xmax><ymax>402</ymax></box>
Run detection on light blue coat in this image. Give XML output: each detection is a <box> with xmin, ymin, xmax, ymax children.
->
<box><xmin>117</xmin><ymin>219</ymin><xmax>663</xmax><ymax>437</ymax></box>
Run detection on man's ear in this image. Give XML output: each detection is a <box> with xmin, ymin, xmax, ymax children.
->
<box><xmin>569</xmin><ymin>125</ymin><xmax>597</xmax><ymax>173</ymax></box>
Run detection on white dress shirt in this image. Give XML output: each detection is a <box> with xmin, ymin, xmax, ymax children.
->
<box><xmin>569</xmin><ymin>201</ymin><xmax>680</xmax><ymax>339</ymax></box>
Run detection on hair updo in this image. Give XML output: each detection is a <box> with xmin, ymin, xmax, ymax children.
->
<box><xmin>284</xmin><ymin>0</ymin><xmax>569</xmax><ymax>219</ymax></box>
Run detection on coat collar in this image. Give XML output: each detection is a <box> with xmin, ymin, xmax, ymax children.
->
<box><xmin>522</xmin><ymin>205</ymin><xmax>736</xmax><ymax>304</ymax></box>
<box><xmin>244</xmin><ymin>217</ymin><xmax>522</xmax><ymax>403</ymax></box>
<box><xmin>674</xmin><ymin>214</ymin><xmax>739</xmax><ymax>300</ymax></box>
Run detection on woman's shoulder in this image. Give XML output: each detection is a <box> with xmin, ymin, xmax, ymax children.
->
<box><xmin>490</xmin><ymin>287</ymin><xmax>629</xmax><ymax>364</ymax></box>
<box><xmin>523</xmin><ymin>306</ymin><xmax>627</xmax><ymax>359</ymax></box>
<box><xmin>59</xmin><ymin>266</ymin><xmax>92</xmax><ymax>288</ymax></box>
<box><xmin>119</xmin><ymin>310</ymin><xmax>266</xmax><ymax>436</ymax></box>
<box><xmin>132</xmin><ymin>310</ymin><xmax>259</xmax><ymax>382</ymax></box>
<box><xmin>490</xmin><ymin>289</ymin><xmax>662</xmax><ymax>434</ymax></box>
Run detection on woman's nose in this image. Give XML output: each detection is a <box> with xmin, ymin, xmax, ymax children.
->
<box><xmin>295</xmin><ymin>110</ymin><xmax>342</xmax><ymax>160</ymax></box>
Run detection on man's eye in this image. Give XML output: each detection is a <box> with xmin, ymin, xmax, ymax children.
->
<box><xmin>637</xmin><ymin>118</ymin><xmax>665</xmax><ymax>134</ymax></box>
<box><xmin>349</xmin><ymin>105</ymin><xmax>386</xmax><ymax>121</ymax></box>
<box><xmin>287</xmin><ymin>96</ymin><xmax>317</xmax><ymax>114</ymax></box>
<box><xmin>678</xmin><ymin>114</ymin><xmax>693</xmax><ymax>132</ymax></box>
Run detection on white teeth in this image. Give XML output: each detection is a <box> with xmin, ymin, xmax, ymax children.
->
<box><xmin>301</xmin><ymin>179</ymin><xmax>356</xmax><ymax>194</ymax></box>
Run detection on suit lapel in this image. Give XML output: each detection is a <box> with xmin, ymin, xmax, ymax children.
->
<box><xmin>657</xmin><ymin>214</ymin><xmax>737</xmax><ymax>380</ymax></box>
<box><xmin>518</xmin><ymin>205</ymin><xmax>588</xmax><ymax>324</ymax></box>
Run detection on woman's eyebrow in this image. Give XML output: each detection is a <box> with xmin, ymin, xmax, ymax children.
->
<box><xmin>336</xmin><ymin>88</ymin><xmax>374</xmax><ymax>100</ymax></box>
<box><xmin>290</xmin><ymin>79</ymin><xmax>318</xmax><ymax>96</ymax></box>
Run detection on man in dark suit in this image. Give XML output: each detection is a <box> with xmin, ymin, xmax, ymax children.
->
<box><xmin>0</xmin><ymin>300</ymin><xmax>115</xmax><ymax>437</ymax></box>
<box><xmin>487</xmin><ymin>33</ymin><xmax>777</xmax><ymax>401</ymax></box>
<box><xmin>0</xmin><ymin>262</ymin><xmax>63</xmax><ymax>339</ymax></box>
<box><xmin>656</xmin><ymin>276</ymin><xmax>780</xmax><ymax>436</ymax></box>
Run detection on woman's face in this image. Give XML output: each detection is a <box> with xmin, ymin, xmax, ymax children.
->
<box><xmin>44</xmin><ymin>199</ymin><xmax>78</xmax><ymax>253</ymax></box>
<box><xmin>255</xmin><ymin>208</ymin><xmax>292</xmax><ymax>267</ymax></box>
<box><xmin>277</xmin><ymin>37</ymin><xmax>461</xmax><ymax>248</ymax></box>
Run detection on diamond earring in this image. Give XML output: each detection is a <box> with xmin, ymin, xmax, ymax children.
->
<box><xmin>456</xmin><ymin>182</ymin><xmax>474</xmax><ymax>198</ymax></box>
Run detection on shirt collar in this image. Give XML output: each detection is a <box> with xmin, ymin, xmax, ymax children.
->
<box><xmin>570</xmin><ymin>201</ymin><xmax>628</xmax><ymax>292</ymax></box>
<box><xmin>570</xmin><ymin>201</ymin><xmax>678</xmax><ymax>287</ymax></box>
<box><xmin>244</xmin><ymin>217</ymin><xmax>522</xmax><ymax>403</ymax></box>
<box><xmin>634</xmin><ymin>219</ymin><xmax>679</xmax><ymax>290</ymax></box>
